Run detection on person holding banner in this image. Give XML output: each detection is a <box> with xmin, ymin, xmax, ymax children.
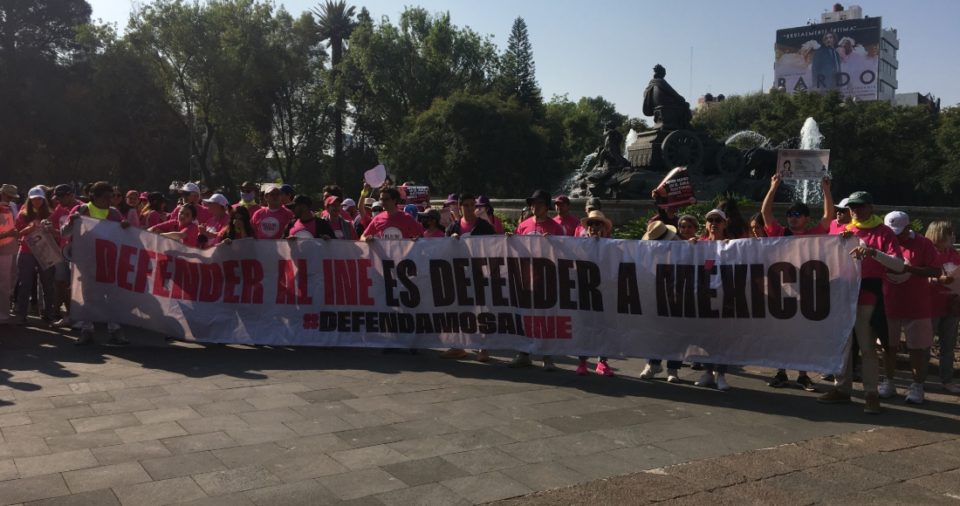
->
<box><xmin>639</xmin><ymin>219</ymin><xmax>683</xmax><ymax>382</ymax></box>
<box><xmin>440</xmin><ymin>193</ymin><xmax>496</xmax><ymax>361</ymax></box>
<box><xmin>761</xmin><ymin>175</ymin><xmax>834</xmax><ymax>390</ymax></box>
<box><xmin>925</xmin><ymin>221</ymin><xmax>960</xmax><ymax>394</ymax></box>
<box><xmin>199</xmin><ymin>194</ymin><xmax>230</xmax><ymax>248</ymax></box>
<box><xmin>475</xmin><ymin>196</ymin><xmax>505</xmax><ymax>234</ymax></box>
<box><xmin>13</xmin><ymin>186</ymin><xmax>58</xmax><ymax>325</ymax></box>
<box><xmin>509</xmin><ymin>190</ymin><xmax>567</xmax><ymax>371</ymax></box>
<box><xmin>171</xmin><ymin>182</ymin><xmax>209</xmax><ymax>225</ymax></box>
<box><xmin>233</xmin><ymin>181</ymin><xmax>261</xmax><ymax>216</ymax></box>
<box><xmin>552</xmin><ymin>195</ymin><xmax>580</xmax><ymax>237</ymax></box>
<box><xmin>361</xmin><ymin>187</ymin><xmax>423</xmax><ymax>240</ymax></box>
<box><xmin>577</xmin><ymin>210</ymin><xmax>615</xmax><ymax>376</ymax></box>
<box><xmin>818</xmin><ymin>191</ymin><xmax>902</xmax><ymax>414</ymax></box>
<box><xmin>148</xmin><ymin>204</ymin><xmax>200</xmax><ymax>248</ymax></box>
<box><xmin>322</xmin><ymin>196</ymin><xmax>357</xmax><ymax>240</ymax></box>
<box><xmin>251</xmin><ymin>184</ymin><xmax>295</xmax><ymax>240</ymax></box>
<box><xmin>286</xmin><ymin>196</ymin><xmax>334</xmax><ymax>239</ymax></box>
<box><xmin>689</xmin><ymin>208</ymin><xmax>734</xmax><ymax>390</ymax></box>
<box><xmin>829</xmin><ymin>198</ymin><xmax>852</xmax><ymax>234</ymax></box>
<box><xmin>0</xmin><ymin>193</ymin><xmax>18</xmax><ymax>325</ymax></box>
<box><xmin>677</xmin><ymin>214</ymin><xmax>699</xmax><ymax>241</ymax></box>
<box><xmin>63</xmin><ymin>181</ymin><xmax>129</xmax><ymax>345</ymax></box>
<box><xmin>880</xmin><ymin>211</ymin><xmax>941</xmax><ymax>404</ymax></box>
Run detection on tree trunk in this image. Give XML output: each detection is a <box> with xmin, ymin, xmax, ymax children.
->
<box><xmin>332</xmin><ymin>38</ymin><xmax>343</xmax><ymax>185</ymax></box>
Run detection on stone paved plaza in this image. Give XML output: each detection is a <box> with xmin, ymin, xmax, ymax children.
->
<box><xmin>0</xmin><ymin>321</ymin><xmax>958</xmax><ymax>505</ymax></box>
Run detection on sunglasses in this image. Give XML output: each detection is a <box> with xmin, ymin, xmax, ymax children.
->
<box><xmin>786</xmin><ymin>211</ymin><xmax>805</xmax><ymax>218</ymax></box>
<box><xmin>706</xmin><ymin>218</ymin><xmax>725</xmax><ymax>224</ymax></box>
<box><xmin>848</xmin><ymin>203</ymin><xmax>866</xmax><ymax>209</ymax></box>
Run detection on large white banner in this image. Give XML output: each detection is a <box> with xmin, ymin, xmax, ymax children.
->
<box><xmin>71</xmin><ymin>217</ymin><xmax>860</xmax><ymax>372</ymax></box>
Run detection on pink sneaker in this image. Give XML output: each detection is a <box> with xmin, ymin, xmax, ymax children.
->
<box><xmin>596</xmin><ymin>362</ymin><xmax>614</xmax><ymax>377</ymax></box>
<box><xmin>575</xmin><ymin>362</ymin><xmax>588</xmax><ymax>376</ymax></box>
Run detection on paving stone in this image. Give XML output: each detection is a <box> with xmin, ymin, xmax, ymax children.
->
<box><xmin>660</xmin><ymin>458</ymin><xmax>749</xmax><ymax>490</ymax></box>
<box><xmin>163</xmin><ymin>431</ymin><xmax>237</xmax><ymax>454</ymax></box>
<box><xmin>90</xmin><ymin>440</ymin><xmax>172</xmax><ymax>466</ymax></box>
<box><xmin>68</xmin><ymin>414</ymin><xmax>139</xmax><ymax>434</ymax></box>
<box><xmin>49</xmin><ymin>393</ymin><xmax>115</xmax><ymax>408</ymax></box>
<box><xmin>906</xmin><ymin>468</ymin><xmax>960</xmax><ymax>495</ymax></box>
<box><xmin>195</xmin><ymin>401</ymin><xmax>257</xmax><ymax>417</ymax></box>
<box><xmin>177</xmin><ymin>492</ymin><xmax>256</xmax><ymax>506</ymax></box>
<box><xmin>193</xmin><ymin>465</ymin><xmax>283</xmax><ymax>496</ymax></box>
<box><xmin>89</xmin><ymin>399</ymin><xmax>157</xmax><ymax>416</ymax></box>
<box><xmin>283</xmin><ymin>416</ymin><xmax>352</xmax><ymax>436</ymax></box>
<box><xmin>212</xmin><ymin>443</ymin><xmax>289</xmax><ymax>469</ymax></box>
<box><xmin>441</xmin><ymin>471</ymin><xmax>532</xmax><ymax>503</ymax></box>
<box><xmin>381</xmin><ymin>457</ymin><xmax>470</xmax><ymax>487</ymax></box>
<box><xmin>290</xmin><ymin>402</ymin><xmax>357</xmax><ymax>420</ymax></box>
<box><xmin>0</xmin><ymin>474</ymin><xmax>70</xmax><ymax>504</ymax></box>
<box><xmin>596</xmin><ymin>418</ymin><xmax>712</xmax><ymax>447</ymax></box>
<box><xmin>295</xmin><ymin>388</ymin><xmax>357</xmax><ymax>403</ymax></box>
<box><xmin>28</xmin><ymin>406</ymin><xmax>97</xmax><ymax>423</ymax></box>
<box><xmin>499</xmin><ymin>432</ymin><xmax>624</xmax><ymax>464</ymax></box>
<box><xmin>149</xmin><ymin>393</ymin><xmax>216</xmax><ymax>409</ymax></box>
<box><xmin>441</xmin><ymin>447</ymin><xmax>525</xmax><ymax>475</ymax></box>
<box><xmin>713</xmin><ymin>479</ymin><xmax>815</xmax><ymax>506</ymax></box>
<box><xmin>0</xmin><ymin>458</ymin><xmax>19</xmax><ymax>481</ymax></box>
<box><xmin>238</xmin><ymin>408</ymin><xmax>305</xmax><ymax>426</ymax></box>
<box><xmin>715</xmin><ymin>444</ymin><xmax>830</xmax><ymax>480</ymax></box>
<box><xmin>501</xmin><ymin>461</ymin><xmax>588</xmax><ymax>491</ymax></box>
<box><xmin>318</xmin><ymin>468</ymin><xmax>407</xmax><ymax>501</ymax></box>
<box><xmin>224</xmin><ymin>424</ymin><xmax>298</xmax><ymax>445</ymax></box>
<box><xmin>3</xmin><ymin>419</ymin><xmax>76</xmax><ymax>439</ymax></box>
<box><xmin>264</xmin><ymin>453</ymin><xmax>348</xmax><ymax>483</ymax></box>
<box><xmin>44</xmin><ymin>430</ymin><xmax>123</xmax><ymax>453</ymax></box>
<box><xmin>848</xmin><ymin>447</ymin><xmax>960</xmax><ymax>480</ymax></box>
<box><xmin>0</xmin><ymin>413</ymin><xmax>34</xmax><ymax>428</ymax></box>
<box><xmin>337</xmin><ymin>426</ymin><xmax>406</xmax><ymax>449</ymax></box>
<box><xmin>112</xmin><ymin>476</ymin><xmax>207</xmax><ymax>506</ymax></box>
<box><xmin>337</xmin><ymin>410</ymin><xmax>407</xmax><ymax>429</ymax></box>
<box><xmin>376</xmin><ymin>483</ymin><xmax>469</xmax><ymax>506</ymax></box>
<box><xmin>179</xmin><ymin>415</ymin><xmax>250</xmax><ymax>435</ymax></box>
<box><xmin>275</xmin><ymin>433</ymin><xmax>351</xmax><ymax>455</ymax></box>
<box><xmin>141</xmin><ymin>452</ymin><xmax>227</xmax><ymax>480</ymax></box>
<box><xmin>855</xmin><ymin>481</ymin><xmax>958</xmax><ymax>506</ymax></box>
<box><xmin>107</xmin><ymin>386</ymin><xmax>169</xmax><ymax>401</ymax></box>
<box><xmin>15</xmin><ymin>449</ymin><xmax>100</xmax><ymax>478</ymax></box>
<box><xmin>558</xmin><ymin>450</ymin><xmax>640</xmax><ymax>482</ymax></box>
<box><xmin>132</xmin><ymin>407</ymin><xmax>200</xmax><ymax>425</ymax></box>
<box><xmin>114</xmin><ymin>422</ymin><xmax>187</xmax><ymax>444</ymax></box>
<box><xmin>245</xmin><ymin>394</ymin><xmax>309</xmax><ymax>411</ymax></box>
<box><xmin>24</xmin><ymin>488</ymin><xmax>121</xmax><ymax>505</ymax></box>
<box><xmin>243</xmin><ymin>479</ymin><xmax>337</xmax><ymax>506</ymax></box>
<box><xmin>330</xmin><ymin>444</ymin><xmax>410</xmax><ymax>470</ymax></box>
<box><xmin>62</xmin><ymin>462</ymin><xmax>151</xmax><ymax>493</ymax></box>
<box><xmin>490</xmin><ymin>421</ymin><xmax>564</xmax><ymax>442</ymax></box>
<box><xmin>386</xmin><ymin>435</ymin><xmax>464</xmax><ymax>460</ymax></box>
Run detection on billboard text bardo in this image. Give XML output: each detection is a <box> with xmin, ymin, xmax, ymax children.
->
<box><xmin>774</xmin><ymin>17</ymin><xmax>882</xmax><ymax>101</ymax></box>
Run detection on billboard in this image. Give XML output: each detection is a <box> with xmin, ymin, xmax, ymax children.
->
<box><xmin>775</xmin><ymin>17</ymin><xmax>882</xmax><ymax>101</ymax></box>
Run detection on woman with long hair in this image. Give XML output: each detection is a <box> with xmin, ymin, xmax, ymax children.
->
<box><xmin>691</xmin><ymin>208</ymin><xmax>734</xmax><ymax>390</ymax></box>
<box><xmin>716</xmin><ymin>196</ymin><xmax>749</xmax><ymax>239</ymax></box>
<box><xmin>118</xmin><ymin>190</ymin><xmax>141</xmax><ymax>228</ymax></box>
<box><xmin>14</xmin><ymin>186</ymin><xmax>57</xmax><ymax>324</ymax></box>
<box><xmin>220</xmin><ymin>205</ymin><xmax>255</xmax><ymax>242</ymax></box>
<box><xmin>140</xmin><ymin>192</ymin><xmax>168</xmax><ymax>229</ymax></box>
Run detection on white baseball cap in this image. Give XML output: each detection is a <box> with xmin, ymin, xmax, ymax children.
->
<box><xmin>202</xmin><ymin>193</ymin><xmax>229</xmax><ymax>207</ymax></box>
<box><xmin>261</xmin><ymin>183</ymin><xmax>280</xmax><ymax>194</ymax></box>
<box><xmin>27</xmin><ymin>186</ymin><xmax>46</xmax><ymax>200</ymax></box>
<box><xmin>704</xmin><ymin>208</ymin><xmax>728</xmax><ymax>221</ymax></box>
<box><xmin>884</xmin><ymin>211</ymin><xmax>910</xmax><ymax>235</ymax></box>
<box><xmin>835</xmin><ymin>198</ymin><xmax>850</xmax><ymax>209</ymax></box>
<box><xmin>341</xmin><ymin>198</ymin><xmax>357</xmax><ymax>209</ymax></box>
<box><xmin>181</xmin><ymin>182</ymin><xmax>201</xmax><ymax>193</ymax></box>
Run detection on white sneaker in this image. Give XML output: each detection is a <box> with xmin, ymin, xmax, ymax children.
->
<box><xmin>695</xmin><ymin>371</ymin><xmax>716</xmax><ymax>387</ymax></box>
<box><xmin>878</xmin><ymin>378</ymin><xmax>897</xmax><ymax>399</ymax></box>
<box><xmin>666</xmin><ymin>369</ymin><xmax>680</xmax><ymax>383</ymax></box>
<box><xmin>905</xmin><ymin>383</ymin><xmax>924</xmax><ymax>404</ymax></box>
<box><xmin>639</xmin><ymin>363</ymin><xmax>662</xmax><ymax>379</ymax></box>
<box><xmin>942</xmin><ymin>382</ymin><xmax>960</xmax><ymax>394</ymax></box>
<box><xmin>716</xmin><ymin>374</ymin><xmax>730</xmax><ymax>391</ymax></box>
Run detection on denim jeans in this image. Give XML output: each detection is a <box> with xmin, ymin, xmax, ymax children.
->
<box><xmin>15</xmin><ymin>251</ymin><xmax>54</xmax><ymax>319</ymax></box>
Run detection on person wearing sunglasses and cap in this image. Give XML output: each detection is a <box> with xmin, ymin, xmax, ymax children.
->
<box><xmin>474</xmin><ymin>195</ymin><xmax>504</xmax><ymax>234</ymax></box>
<box><xmin>199</xmin><ymin>193</ymin><xmax>231</xmax><ymax>247</ymax></box>
<box><xmin>828</xmin><ymin>197</ymin><xmax>852</xmax><ymax>234</ymax></box>
<box><xmin>760</xmin><ymin>174</ymin><xmax>835</xmax><ymax>391</ymax></box>
<box><xmin>171</xmin><ymin>182</ymin><xmax>210</xmax><ymax>225</ymax></box>
<box><xmin>575</xmin><ymin>210</ymin><xmax>616</xmax><ymax>376</ymax></box>
<box><xmin>818</xmin><ymin>190</ymin><xmax>903</xmax><ymax>414</ymax></box>
<box><xmin>689</xmin><ymin>208</ymin><xmax>734</xmax><ymax>391</ymax></box>
<box><xmin>233</xmin><ymin>181</ymin><xmax>262</xmax><ymax>215</ymax></box>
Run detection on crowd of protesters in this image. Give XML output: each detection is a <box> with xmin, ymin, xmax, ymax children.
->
<box><xmin>1</xmin><ymin>172</ymin><xmax>958</xmax><ymax>414</ymax></box>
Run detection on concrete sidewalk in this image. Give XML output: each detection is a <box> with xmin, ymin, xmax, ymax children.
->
<box><xmin>0</xmin><ymin>319</ymin><xmax>957</xmax><ymax>505</ymax></box>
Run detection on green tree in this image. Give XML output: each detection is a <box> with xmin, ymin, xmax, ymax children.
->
<box><xmin>498</xmin><ymin>17</ymin><xmax>541</xmax><ymax>114</ymax></box>
<box><xmin>313</xmin><ymin>0</ymin><xmax>355</xmax><ymax>185</ymax></box>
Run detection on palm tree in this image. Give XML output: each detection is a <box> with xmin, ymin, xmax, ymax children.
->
<box><xmin>313</xmin><ymin>0</ymin><xmax>356</xmax><ymax>184</ymax></box>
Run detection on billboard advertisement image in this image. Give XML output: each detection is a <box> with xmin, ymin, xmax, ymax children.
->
<box><xmin>775</xmin><ymin>17</ymin><xmax>882</xmax><ymax>101</ymax></box>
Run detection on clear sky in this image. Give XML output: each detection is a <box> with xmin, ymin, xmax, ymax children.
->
<box><xmin>88</xmin><ymin>0</ymin><xmax>960</xmax><ymax>118</ymax></box>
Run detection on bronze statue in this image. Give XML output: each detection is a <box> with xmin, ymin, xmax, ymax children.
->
<box><xmin>589</xmin><ymin>121</ymin><xmax>631</xmax><ymax>181</ymax></box>
<box><xmin>642</xmin><ymin>64</ymin><xmax>692</xmax><ymax>131</ymax></box>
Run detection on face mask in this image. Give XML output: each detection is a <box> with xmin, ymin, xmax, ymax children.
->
<box><xmin>241</xmin><ymin>192</ymin><xmax>255</xmax><ymax>201</ymax></box>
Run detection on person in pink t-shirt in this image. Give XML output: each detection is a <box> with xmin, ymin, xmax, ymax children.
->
<box><xmin>419</xmin><ymin>209</ymin><xmax>446</xmax><ymax>238</ymax></box>
<box><xmin>760</xmin><ymin>175</ymin><xmax>834</xmax><ymax>391</ymax></box>
<box><xmin>925</xmin><ymin>220</ymin><xmax>960</xmax><ymax>394</ymax></box>
<box><xmin>251</xmin><ymin>183</ymin><xmax>295</xmax><ymax>240</ymax></box>
<box><xmin>171</xmin><ymin>182</ymin><xmax>210</xmax><ymax>225</ymax></box>
<box><xmin>361</xmin><ymin>187</ymin><xmax>424</xmax><ymax>240</ymax></box>
<box><xmin>760</xmin><ymin>174</ymin><xmax>833</xmax><ymax>238</ymax></box>
<box><xmin>140</xmin><ymin>192</ymin><xmax>168</xmax><ymax>229</ymax></box>
<box><xmin>508</xmin><ymin>189</ymin><xmax>564</xmax><ymax>371</ymax></box>
<box><xmin>819</xmin><ymin>191</ymin><xmax>903</xmax><ymax>414</ymax></box>
<box><xmin>552</xmin><ymin>195</ymin><xmax>580</xmax><ymax>237</ymax></box>
<box><xmin>149</xmin><ymin>204</ymin><xmax>200</xmax><ymax>248</ymax></box>
<box><xmin>880</xmin><ymin>211</ymin><xmax>942</xmax><ymax>404</ymax></box>
<box><xmin>827</xmin><ymin>198</ymin><xmax>850</xmax><ymax>234</ymax></box>
<box><xmin>199</xmin><ymin>193</ymin><xmax>231</xmax><ymax>248</ymax></box>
